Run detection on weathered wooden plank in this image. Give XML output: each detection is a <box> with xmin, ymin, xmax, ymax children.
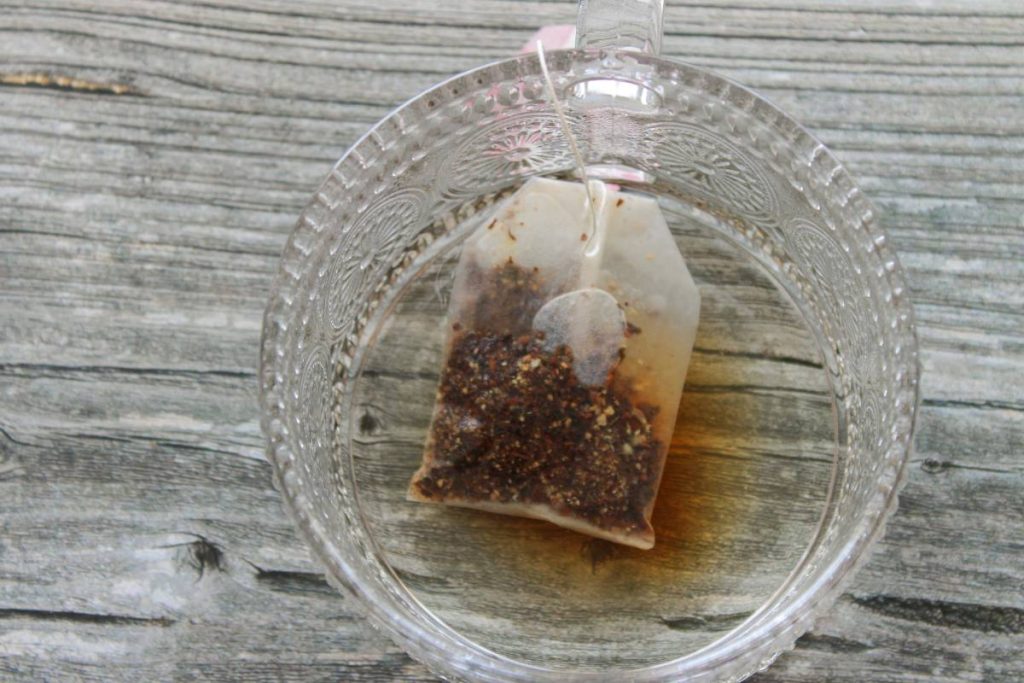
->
<box><xmin>1</xmin><ymin>0</ymin><xmax>1022</xmax><ymax>680</ymax></box>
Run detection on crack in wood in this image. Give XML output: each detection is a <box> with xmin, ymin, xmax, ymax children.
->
<box><xmin>0</xmin><ymin>73</ymin><xmax>139</xmax><ymax>96</ymax></box>
<box><xmin>917</xmin><ymin>458</ymin><xmax>1014</xmax><ymax>476</ymax></box>
<box><xmin>249</xmin><ymin>565</ymin><xmax>334</xmax><ymax>596</ymax></box>
<box><xmin>0</xmin><ymin>426</ymin><xmax>32</xmax><ymax>448</ymax></box>
<box><xmin>691</xmin><ymin>346</ymin><xmax>824</xmax><ymax>370</ymax></box>
<box><xmin>0</xmin><ymin>608</ymin><xmax>175</xmax><ymax>627</ymax></box>
<box><xmin>852</xmin><ymin>594</ymin><xmax>1024</xmax><ymax>635</ymax></box>
<box><xmin>796</xmin><ymin>633</ymin><xmax>876</xmax><ymax>654</ymax></box>
<box><xmin>151</xmin><ymin>440</ymin><xmax>252</xmax><ymax>460</ymax></box>
<box><xmin>0</xmin><ymin>363</ymin><xmax>256</xmax><ymax>380</ymax></box>
<box><xmin>359</xmin><ymin>368</ymin><xmax>441</xmax><ymax>382</ymax></box>
<box><xmin>683</xmin><ymin>383</ymin><xmax>829</xmax><ymax>398</ymax></box>
<box><xmin>923</xmin><ymin>397</ymin><xmax>1024</xmax><ymax>414</ymax></box>
<box><xmin>389</xmin><ymin>567</ymin><xmax>453</xmax><ymax>592</ymax></box>
<box><xmin>0</xmin><ymin>227</ymin><xmax>284</xmax><ymax>259</ymax></box>
<box><xmin>660</xmin><ymin>611</ymin><xmax>753</xmax><ymax>632</ymax></box>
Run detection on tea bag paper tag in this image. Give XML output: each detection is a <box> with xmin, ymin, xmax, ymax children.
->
<box><xmin>532</xmin><ymin>288</ymin><xmax>626</xmax><ymax>386</ymax></box>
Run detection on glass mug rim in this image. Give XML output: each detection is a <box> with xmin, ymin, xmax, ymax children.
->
<box><xmin>259</xmin><ymin>46</ymin><xmax>921</xmax><ymax>682</ymax></box>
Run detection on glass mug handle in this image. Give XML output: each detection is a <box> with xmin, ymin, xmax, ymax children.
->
<box><xmin>575</xmin><ymin>0</ymin><xmax>664</xmax><ymax>55</ymax></box>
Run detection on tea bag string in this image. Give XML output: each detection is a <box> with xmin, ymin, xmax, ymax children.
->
<box><xmin>536</xmin><ymin>42</ymin><xmax>598</xmax><ymax>243</ymax></box>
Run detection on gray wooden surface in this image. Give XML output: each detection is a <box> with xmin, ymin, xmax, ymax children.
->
<box><xmin>1</xmin><ymin>1</ymin><xmax>1022</xmax><ymax>681</ymax></box>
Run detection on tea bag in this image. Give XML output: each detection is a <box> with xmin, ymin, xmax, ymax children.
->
<box><xmin>408</xmin><ymin>177</ymin><xmax>700</xmax><ymax>549</ymax></box>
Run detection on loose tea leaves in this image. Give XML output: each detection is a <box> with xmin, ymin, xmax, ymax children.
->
<box><xmin>409</xmin><ymin>178</ymin><xmax>700</xmax><ymax>549</ymax></box>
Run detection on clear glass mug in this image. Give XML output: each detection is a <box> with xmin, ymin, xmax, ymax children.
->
<box><xmin>259</xmin><ymin>0</ymin><xmax>920</xmax><ymax>680</ymax></box>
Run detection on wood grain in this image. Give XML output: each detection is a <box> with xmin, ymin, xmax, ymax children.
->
<box><xmin>1</xmin><ymin>0</ymin><xmax>1022</xmax><ymax>681</ymax></box>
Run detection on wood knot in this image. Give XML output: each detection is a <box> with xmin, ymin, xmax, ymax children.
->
<box><xmin>358</xmin><ymin>411</ymin><xmax>381</xmax><ymax>435</ymax></box>
<box><xmin>186</xmin><ymin>536</ymin><xmax>225</xmax><ymax>578</ymax></box>
<box><xmin>580</xmin><ymin>538</ymin><xmax>617</xmax><ymax>573</ymax></box>
<box><xmin>921</xmin><ymin>458</ymin><xmax>949</xmax><ymax>474</ymax></box>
